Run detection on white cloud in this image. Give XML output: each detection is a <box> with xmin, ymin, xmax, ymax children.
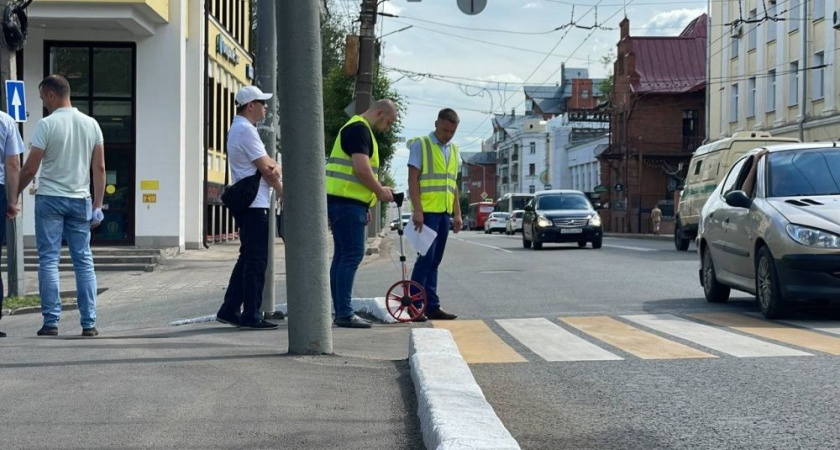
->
<box><xmin>640</xmin><ymin>8</ymin><xmax>706</xmax><ymax>36</ymax></box>
<box><xmin>476</xmin><ymin>74</ymin><xmax>524</xmax><ymax>84</ymax></box>
<box><xmin>387</xmin><ymin>44</ymin><xmax>411</xmax><ymax>57</ymax></box>
<box><xmin>523</xmin><ymin>2</ymin><xmax>541</xmax><ymax>9</ymax></box>
<box><xmin>382</xmin><ymin>2</ymin><xmax>402</xmax><ymax>16</ymax></box>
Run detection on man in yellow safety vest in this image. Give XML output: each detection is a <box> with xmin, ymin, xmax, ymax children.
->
<box><xmin>407</xmin><ymin>108</ymin><xmax>462</xmax><ymax>321</ymax></box>
<box><xmin>326</xmin><ymin>99</ymin><xmax>397</xmax><ymax>328</ymax></box>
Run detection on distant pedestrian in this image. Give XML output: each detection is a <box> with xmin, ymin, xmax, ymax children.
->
<box><xmin>651</xmin><ymin>205</ymin><xmax>662</xmax><ymax>235</ymax></box>
<box><xmin>18</xmin><ymin>74</ymin><xmax>105</xmax><ymax>337</ymax></box>
<box><xmin>0</xmin><ymin>109</ymin><xmax>25</xmax><ymax>338</ymax></box>
<box><xmin>326</xmin><ymin>99</ymin><xmax>397</xmax><ymax>328</ymax></box>
<box><xmin>407</xmin><ymin>108</ymin><xmax>462</xmax><ymax>321</ymax></box>
<box><xmin>216</xmin><ymin>86</ymin><xmax>283</xmax><ymax>330</ymax></box>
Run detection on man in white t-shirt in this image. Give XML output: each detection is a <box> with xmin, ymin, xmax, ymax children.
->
<box><xmin>18</xmin><ymin>74</ymin><xmax>106</xmax><ymax>337</ymax></box>
<box><xmin>0</xmin><ymin>109</ymin><xmax>25</xmax><ymax>338</ymax></box>
<box><xmin>216</xmin><ymin>86</ymin><xmax>283</xmax><ymax>330</ymax></box>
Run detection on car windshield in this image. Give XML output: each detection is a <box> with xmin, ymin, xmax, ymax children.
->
<box><xmin>536</xmin><ymin>194</ymin><xmax>590</xmax><ymax>210</ymax></box>
<box><xmin>768</xmin><ymin>149</ymin><xmax>840</xmax><ymax>197</ymax></box>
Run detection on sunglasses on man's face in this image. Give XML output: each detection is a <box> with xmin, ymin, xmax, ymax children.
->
<box><xmin>253</xmin><ymin>100</ymin><xmax>267</xmax><ymax>105</ymax></box>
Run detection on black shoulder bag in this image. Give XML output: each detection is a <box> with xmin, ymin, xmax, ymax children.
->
<box><xmin>221</xmin><ymin>170</ymin><xmax>261</xmax><ymax>222</ymax></box>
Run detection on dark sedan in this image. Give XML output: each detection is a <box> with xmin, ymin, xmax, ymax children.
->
<box><xmin>522</xmin><ymin>190</ymin><xmax>603</xmax><ymax>250</ymax></box>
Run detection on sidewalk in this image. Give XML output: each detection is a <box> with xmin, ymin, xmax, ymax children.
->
<box><xmin>0</xmin><ymin>234</ymin><xmax>426</xmax><ymax>449</ymax></box>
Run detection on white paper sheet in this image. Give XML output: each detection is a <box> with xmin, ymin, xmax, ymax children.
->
<box><xmin>404</xmin><ymin>223</ymin><xmax>438</xmax><ymax>256</ymax></box>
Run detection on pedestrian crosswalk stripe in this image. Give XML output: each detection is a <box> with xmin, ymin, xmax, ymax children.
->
<box><xmin>496</xmin><ymin>318</ymin><xmax>623</xmax><ymax>362</ymax></box>
<box><xmin>776</xmin><ymin>319</ymin><xmax>840</xmax><ymax>337</ymax></box>
<box><xmin>689</xmin><ymin>313</ymin><xmax>840</xmax><ymax>356</ymax></box>
<box><xmin>561</xmin><ymin>316</ymin><xmax>716</xmax><ymax>360</ymax></box>
<box><xmin>623</xmin><ymin>314</ymin><xmax>812</xmax><ymax>358</ymax></box>
<box><xmin>433</xmin><ymin>320</ymin><xmax>527</xmax><ymax>364</ymax></box>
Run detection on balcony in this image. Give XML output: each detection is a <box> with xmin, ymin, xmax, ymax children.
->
<box><xmin>682</xmin><ymin>136</ymin><xmax>704</xmax><ymax>153</ymax></box>
<box><xmin>30</xmin><ymin>0</ymin><xmax>169</xmax><ymax>36</ymax></box>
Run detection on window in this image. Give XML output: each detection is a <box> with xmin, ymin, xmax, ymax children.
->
<box><xmin>720</xmin><ymin>157</ymin><xmax>749</xmax><ymax>196</ymax></box>
<box><xmin>789</xmin><ymin>62</ymin><xmax>799</xmax><ymax>106</ymax></box>
<box><xmin>789</xmin><ymin>0</ymin><xmax>800</xmax><ymax>33</ymax></box>
<box><xmin>581</xmin><ymin>90</ymin><xmax>589</xmax><ymax>99</ymax></box>
<box><xmin>730</xmin><ymin>83</ymin><xmax>739</xmax><ymax>122</ymax></box>
<box><xmin>767</xmin><ymin>3</ymin><xmax>777</xmax><ymax>42</ymax></box>
<box><xmin>813</xmin><ymin>52</ymin><xmax>825</xmax><ymax>100</ymax></box>
<box><xmin>814</xmin><ymin>0</ymin><xmax>825</xmax><ymax>20</ymax></box>
<box><xmin>529</xmin><ymin>185</ymin><xmax>536</xmax><ymax>194</ymax></box>
<box><xmin>693</xmin><ymin>160</ymin><xmax>703</xmax><ymax>176</ymax></box>
<box><xmin>731</xmin><ymin>31</ymin><xmax>739</xmax><ymax>59</ymax></box>
<box><xmin>766</xmin><ymin>69</ymin><xmax>776</xmax><ymax>112</ymax></box>
<box><xmin>529</xmin><ymin>142</ymin><xmax>536</xmax><ymax>154</ymax></box>
<box><xmin>748</xmin><ymin>9</ymin><xmax>757</xmax><ymax>51</ymax></box>
<box><xmin>529</xmin><ymin>163</ymin><xmax>536</xmax><ymax>176</ymax></box>
<box><xmin>748</xmin><ymin>77</ymin><xmax>756</xmax><ymax>117</ymax></box>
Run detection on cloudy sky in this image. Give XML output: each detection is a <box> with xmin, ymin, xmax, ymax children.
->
<box><xmin>331</xmin><ymin>0</ymin><xmax>706</xmax><ymax>192</ymax></box>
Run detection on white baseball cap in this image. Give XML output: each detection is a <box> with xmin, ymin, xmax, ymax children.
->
<box><xmin>235</xmin><ymin>85</ymin><xmax>273</xmax><ymax>106</ymax></box>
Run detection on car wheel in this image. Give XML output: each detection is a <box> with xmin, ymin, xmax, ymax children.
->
<box><xmin>592</xmin><ymin>237</ymin><xmax>603</xmax><ymax>249</ymax></box>
<box><xmin>675</xmin><ymin>222</ymin><xmax>690</xmax><ymax>251</ymax></box>
<box><xmin>756</xmin><ymin>246</ymin><xmax>788</xmax><ymax>319</ymax></box>
<box><xmin>702</xmin><ymin>247</ymin><xmax>730</xmax><ymax>303</ymax></box>
<box><xmin>578</xmin><ymin>241</ymin><xmax>587</xmax><ymax>248</ymax></box>
<box><xmin>522</xmin><ymin>232</ymin><xmax>532</xmax><ymax>248</ymax></box>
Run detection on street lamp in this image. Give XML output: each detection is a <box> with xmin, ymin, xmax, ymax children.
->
<box><xmin>380</xmin><ymin>25</ymin><xmax>413</xmax><ymax>39</ymax></box>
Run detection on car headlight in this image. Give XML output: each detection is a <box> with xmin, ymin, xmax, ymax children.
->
<box><xmin>589</xmin><ymin>214</ymin><xmax>602</xmax><ymax>227</ymax></box>
<box><xmin>537</xmin><ymin>215</ymin><xmax>553</xmax><ymax>227</ymax></box>
<box><xmin>785</xmin><ymin>224</ymin><xmax>840</xmax><ymax>249</ymax></box>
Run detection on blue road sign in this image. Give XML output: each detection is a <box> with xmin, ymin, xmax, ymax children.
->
<box><xmin>5</xmin><ymin>80</ymin><xmax>26</xmax><ymax>123</ymax></box>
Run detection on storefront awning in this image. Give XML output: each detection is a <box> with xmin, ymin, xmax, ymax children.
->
<box><xmin>29</xmin><ymin>0</ymin><xmax>169</xmax><ymax>37</ymax></box>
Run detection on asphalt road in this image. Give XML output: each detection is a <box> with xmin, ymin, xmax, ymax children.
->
<box><xmin>368</xmin><ymin>230</ymin><xmax>840</xmax><ymax>450</ymax></box>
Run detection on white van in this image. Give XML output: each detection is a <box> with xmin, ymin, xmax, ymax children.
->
<box><xmin>674</xmin><ymin>131</ymin><xmax>798</xmax><ymax>251</ymax></box>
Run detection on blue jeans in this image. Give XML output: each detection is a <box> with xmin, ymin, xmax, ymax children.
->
<box><xmin>35</xmin><ymin>195</ymin><xmax>98</xmax><ymax>329</ymax></box>
<box><xmin>410</xmin><ymin>212</ymin><xmax>450</xmax><ymax>313</ymax></box>
<box><xmin>328</xmin><ymin>202</ymin><xmax>367</xmax><ymax>318</ymax></box>
<box><xmin>219</xmin><ymin>208</ymin><xmax>269</xmax><ymax>325</ymax></box>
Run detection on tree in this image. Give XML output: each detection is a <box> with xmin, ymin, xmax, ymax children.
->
<box><xmin>597</xmin><ymin>52</ymin><xmax>615</xmax><ymax>101</ymax></box>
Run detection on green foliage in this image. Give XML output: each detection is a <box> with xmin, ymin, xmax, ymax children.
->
<box><xmin>459</xmin><ymin>193</ymin><xmax>470</xmax><ymax>216</ymax></box>
<box><xmin>321</xmin><ymin>1</ymin><xmax>405</xmax><ymax>169</ymax></box>
<box><xmin>597</xmin><ymin>52</ymin><xmax>615</xmax><ymax>101</ymax></box>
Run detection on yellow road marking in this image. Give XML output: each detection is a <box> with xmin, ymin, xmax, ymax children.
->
<box><xmin>433</xmin><ymin>320</ymin><xmax>527</xmax><ymax>364</ymax></box>
<box><xmin>561</xmin><ymin>316</ymin><xmax>716</xmax><ymax>360</ymax></box>
<box><xmin>690</xmin><ymin>313</ymin><xmax>840</xmax><ymax>355</ymax></box>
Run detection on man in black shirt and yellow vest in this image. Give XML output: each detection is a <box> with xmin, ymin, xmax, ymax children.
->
<box><xmin>407</xmin><ymin>109</ymin><xmax>462</xmax><ymax>321</ymax></box>
<box><xmin>326</xmin><ymin>99</ymin><xmax>397</xmax><ymax>328</ymax></box>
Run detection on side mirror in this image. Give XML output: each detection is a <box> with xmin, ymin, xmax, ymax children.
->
<box><xmin>724</xmin><ymin>190</ymin><xmax>752</xmax><ymax>209</ymax></box>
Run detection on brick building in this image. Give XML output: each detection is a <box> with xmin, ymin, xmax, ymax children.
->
<box><xmin>461</xmin><ymin>152</ymin><xmax>497</xmax><ymax>204</ymax></box>
<box><xmin>598</xmin><ymin>15</ymin><xmax>707</xmax><ymax>234</ymax></box>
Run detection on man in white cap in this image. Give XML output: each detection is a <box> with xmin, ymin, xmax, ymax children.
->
<box><xmin>216</xmin><ymin>85</ymin><xmax>283</xmax><ymax>330</ymax></box>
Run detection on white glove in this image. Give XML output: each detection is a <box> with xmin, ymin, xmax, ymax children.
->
<box><xmin>91</xmin><ymin>208</ymin><xmax>104</xmax><ymax>228</ymax></box>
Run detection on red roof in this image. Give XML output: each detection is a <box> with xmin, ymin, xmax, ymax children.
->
<box><xmin>631</xmin><ymin>14</ymin><xmax>706</xmax><ymax>94</ymax></box>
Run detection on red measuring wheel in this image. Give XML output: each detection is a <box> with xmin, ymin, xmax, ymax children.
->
<box><xmin>385</xmin><ymin>280</ymin><xmax>427</xmax><ymax>323</ymax></box>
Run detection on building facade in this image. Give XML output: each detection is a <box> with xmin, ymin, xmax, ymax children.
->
<box><xmin>460</xmin><ymin>151</ymin><xmax>497</xmax><ymax>204</ymax></box>
<box><xmin>598</xmin><ymin>16</ymin><xmax>706</xmax><ymax>234</ymax></box>
<box><xmin>492</xmin><ymin>114</ymin><xmax>550</xmax><ymax>196</ymax></box>
<box><xmin>709</xmin><ymin>0</ymin><xmax>840</xmax><ymax>141</ymax></box>
<box><xmin>21</xmin><ymin>0</ymin><xmax>254</xmax><ymax>250</ymax></box>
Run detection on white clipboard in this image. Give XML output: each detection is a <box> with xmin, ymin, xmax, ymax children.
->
<box><xmin>404</xmin><ymin>223</ymin><xmax>438</xmax><ymax>256</ymax></box>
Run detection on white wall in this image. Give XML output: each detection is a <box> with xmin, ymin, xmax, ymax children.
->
<box><xmin>183</xmin><ymin>0</ymin><xmax>205</xmax><ymax>249</ymax></box>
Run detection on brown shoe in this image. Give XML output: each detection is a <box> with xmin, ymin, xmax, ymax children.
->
<box><xmin>426</xmin><ymin>309</ymin><xmax>457</xmax><ymax>320</ymax></box>
<box><xmin>412</xmin><ymin>314</ymin><xmax>428</xmax><ymax>323</ymax></box>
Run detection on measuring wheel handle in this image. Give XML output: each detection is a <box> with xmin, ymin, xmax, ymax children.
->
<box><xmin>385</xmin><ymin>280</ymin><xmax>427</xmax><ymax>323</ymax></box>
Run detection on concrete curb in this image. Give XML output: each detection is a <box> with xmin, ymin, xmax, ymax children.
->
<box><xmin>365</xmin><ymin>229</ymin><xmax>389</xmax><ymax>256</ymax></box>
<box><xmin>169</xmin><ymin>297</ymin><xmax>396</xmax><ymax>326</ymax></box>
<box><xmin>409</xmin><ymin>328</ymin><xmax>520</xmax><ymax>450</ymax></box>
<box><xmin>605</xmin><ymin>232</ymin><xmax>671</xmax><ymax>241</ymax></box>
<box><xmin>4</xmin><ymin>302</ymin><xmax>78</xmax><ymax>316</ymax></box>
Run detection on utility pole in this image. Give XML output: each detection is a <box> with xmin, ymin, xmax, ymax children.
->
<box><xmin>276</xmin><ymin>0</ymin><xmax>332</xmax><ymax>355</ymax></box>
<box><xmin>256</xmin><ymin>0</ymin><xmax>282</xmax><ymax>320</ymax></box>
<box><xmin>1</xmin><ymin>0</ymin><xmax>25</xmax><ymax>297</ymax></box>
<box><xmin>356</xmin><ymin>0</ymin><xmax>380</xmax><ymax>239</ymax></box>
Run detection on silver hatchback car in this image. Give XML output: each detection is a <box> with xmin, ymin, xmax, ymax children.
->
<box><xmin>698</xmin><ymin>143</ymin><xmax>840</xmax><ymax>318</ymax></box>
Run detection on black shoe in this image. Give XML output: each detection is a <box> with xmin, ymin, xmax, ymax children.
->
<box><xmin>37</xmin><ymin>326</ymin><xmax>59</xmax><ymax>336</ymax></box>
<box><xmin>412</xmin><ymin>314</ymin><xmax>428</xmax><ymax>323</ymax></box>
<box><xmin>215</xmin><ymin>313</ymin><xmax>240</xmax><ymax>327</ymax></box>
<box><xmin>0</xmin><ymin>330</ymin><xmax>6</xmax><ymax>338</ymax></box>
<box><xmin>334</xmin><ymin>314</ymin><xmax>372</xmax><ymax>329</ymax></box>
<box><xmin>239</xmin><ymin>320</ymin><xmax>279</xmax><ymax>330</ymax></box>
<box><xmin>82</xmin><ymin>327</ymin><xmax>99</xmax><ymax>337</ymax></box>
<box><xmin>426</xmin><ymin>309</ymin><xmax>458</xmax><ymax>320</ymax></box>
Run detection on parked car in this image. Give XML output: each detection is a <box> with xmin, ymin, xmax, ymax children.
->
<box><xmin>484</xmin><ymin>212</ymin><xmax>510</xmax><ymax>234</ymax></box>
<box><xmin>505</xmin><ymin>210</ymin><xmax>524</xmax><ymax>235</ymax></box>
<box><xmin>675</xmin><ymin>131</ymin><xmax>798</xmax><ymax>251</ymax></box>
<box><xmin>390</xmin><ymin>212</ymin><xmax>413</xmax><ymax>231</ymax></box>
<box><xmin>389</xmin><ymin>218</ymin><xmax>400</xmax><ymax>231</ymax></box>
<box><xmin>522</xmin><ymin>190</ymin><xmax>603</xmax><ymax>250</ymax></box>
<box><xmin>698</xmin><ymin>143</ymin><xmax>840</xmax><ymax>318</ymax></box>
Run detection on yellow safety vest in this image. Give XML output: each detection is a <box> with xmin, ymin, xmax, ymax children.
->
<box><xmin>326</xmin><ymin>116</ymin><xmax>379</xmax><ymax>207</ymax></box>
<box><xmin>411</xmin><ymin>135</ymin><xmax>458</xmax><ymax>214</ymax></box>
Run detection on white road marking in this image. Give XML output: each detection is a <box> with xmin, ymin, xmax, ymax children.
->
<box><xmin>776</xmin><ymin>319</ymin><xmax>840</xmax><ymax>336</ymax></box>
<box><xmin>623</xmin><ymin>314</ymin><xmax>812</xmax><ymax>357</ymax></box>
<box><xmin>497</xmin><ymin>318</ymin><xmax>623</xmax><ymax>362</ymax></box>
<box><xmin>453</xmin><ymin>237</ymin><xmax>514</xmax><ymax>253</ymax></box>
<box><xmin>602</xmin><ymin>244</ymin><xmax>659</xmax><ymax>252</ymax></box>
